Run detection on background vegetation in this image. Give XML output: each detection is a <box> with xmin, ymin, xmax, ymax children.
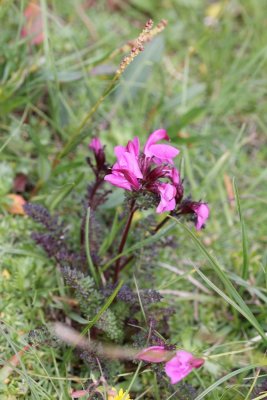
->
<box><xmin>0</xmin><ymin>0</ymin><xmax>267</xmax><ymax>398</ymax></box>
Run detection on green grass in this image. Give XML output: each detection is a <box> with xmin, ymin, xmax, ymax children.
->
<box><xmin>1</xmin><ymin>0</ymin><xmax>267</xmax><ymax>398</ymax></box>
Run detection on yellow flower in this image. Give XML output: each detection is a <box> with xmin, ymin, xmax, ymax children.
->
<box><xmin>206</xmin><ymin>2</ymin><xmax>224</xmax><ymax>19</ymax></box>
<box><xmin>108</xmin><ymin>388</ymin><xmax>131</xmax><ymax>400</ymax></box>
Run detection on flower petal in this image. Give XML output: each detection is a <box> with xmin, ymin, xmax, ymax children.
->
<box><xmin>104</xmin><ymin>174</ymin><xmax>132</xmax><ymax>191</ymax></box>
<box><xmin>194</xmin><ymin>203</ymin><xmax>210</xmax><ymax>230</ymax></box>
<box><xmin>164</xmin><ymin>351</ymin><xmax>195</xmax><ymax>384</ymax></box>
<box><xmin>136</xmin><ymin>346</ymin><xmax>172</xmax><ymax>363</ymax></box>
<box><xmin>156</xmin><ymin>183</ymin><xmax>176</xmax><ymax>213</ymax></box>
<box><xmin>144</xmin><ymin>129</ymin><xmax>169</xmax><ymax>154</ymax></box>
<box><xmin>89</xmin><ymin>137</ymin><xmax>102</xmax><ymax>153</ymax></box>
<box><xmin>120</xmin><ymin>152</ymin><xmax>143</xmax><ymax>179</ymax></box>
<box><xmin>126</xmin><ymin>137</ymin><xmax>140</xmax><ymax>157</ymax></box>
<box><xmin>148</xmin><ymin>144</ymin><xmax>179</xmax><ymax>163</ymax></box>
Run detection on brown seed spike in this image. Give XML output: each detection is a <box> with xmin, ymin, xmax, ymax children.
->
<box><xmin>116</xmin><ymin>19</ymin><xmax>167</xmax><ymax>76</ymax></box>
<box><xmin>145</xmin><ymin>19</ymin><xmax>153</xmax><ymax>30</ymax></box>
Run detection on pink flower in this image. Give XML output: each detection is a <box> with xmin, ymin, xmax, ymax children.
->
<box><xmin>179</xmin><ymin>201</ymin><xmax>210</xmax><ymax>230</ymax></box>
<box><xmin>104</xmin><ymin>130</ymin><xmax>180</xmax><ymax>212</ymax></box>
<box><xmin>192</xmin><ymin>203</ymin><xmax>210</xmax><ymax>230</ymax></box>
<box><xmin>88</xmin><ymin>137</ymin><xmax>106</xmax><ymax>171</ymax></box>
<box><xmin>165</xmin><ymin>350</ymin><xmax>205</xmax><ymax>384</ymax></box>
<box><xmin>89</xmin><ymin>137</ymin><xmax>103</xmax><ymax>154</ymax></box>
<box><xmin>156</xmin><ymin>183</ymin><xmax>177</xmax><ymax>213</ymax></box>
<box><xmin>136</xmin><ymin>347</ymin><xmax>204</xmax><ymax>384</ymax></box>
<box><xmin>136</xmin><ymin>346</ymin><xmax>173</xmax><ymax>363</ymax></box>
<box><xmin>115</xmin><ymin>137</ymin><xmax>140</xmax><ymax>158</ymax></box>
<box><xmin>105</xmin><ymin>151</ymin><xmax>143</xmax><ymax>191</ymax></box>
<box><xmin>103</xmin><ymin>130</ymin><xmax>210</xmax><ymax>224</ymax></box>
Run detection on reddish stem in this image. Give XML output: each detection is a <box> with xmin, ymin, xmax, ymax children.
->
<box><xmin>118</xmin><ymin>212</ymin><xmax>172</xmax><ymax>275</ymax></box>
<box><xmin>154</xmin><ymin>213</ymin><xmax>171</xmax><ymax>232</ymax></box>
<box><xmin>113</xmin><ymin>201</ymin><xmax>136</xmax><ymax>283</ymax></box>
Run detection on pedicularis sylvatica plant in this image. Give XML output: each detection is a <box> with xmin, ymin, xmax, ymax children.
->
<box><xmin>24</xmin><ymin>129</ymin><xmax>209</xmax><ymax>398</ymax></box>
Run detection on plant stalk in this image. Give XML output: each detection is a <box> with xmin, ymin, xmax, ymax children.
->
<box><xmin>113</xmin><ymin>201</ymin><xmax>136</xmax><ymax>282</ymax></box>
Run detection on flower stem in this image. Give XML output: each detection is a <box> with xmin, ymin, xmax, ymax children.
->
<box><xmin>154</xmin><ymin>214</ymin><xmax>170</xmax><ymax>232</ymax></box>
<box><xmin>118</xmin><ymin>213</ymin><xmax>172</xmax><ymax>275</ymax></box>
<box><xmin>113</xmin><ymin>201</ymin><xmax>136</xmax><ymax>283</ymax></box>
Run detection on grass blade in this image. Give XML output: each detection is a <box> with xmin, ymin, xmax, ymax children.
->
<box><xmin>82</xmin><ymin>280</ymin><xmax>123</xmax><ymax>334</ymax></box>
<box><xmin>195</xmin><ymin>365</ymin><xmax>259</xmax><ymax>400</ymax></box>
<box><xmin>233</xmin><ymin>178</ymin><xmax>249</xmax><ymax>280</ymax></box>
<box><xmin>101</xmin><ymin>222</ymin><xmax>176</xmax><ymax>272</ymax></box>
<box><xmin>194</xmin><ymin>267</ymin><xmax>256</xmax><ymax>327</ymax></box>
<box><xmin>172</xmin><ymin>218</ymin><xmax>266</xmax><ymax>342</ymax></box>
<box><xmin>85</xmin><ymin>207</ymin><xmax>100</xmax><ymax>287</ymax></box>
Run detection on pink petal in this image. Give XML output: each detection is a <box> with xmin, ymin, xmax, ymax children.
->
<box><xmin>194</xmin><ymin>203</ymin><xmax>210</xmax><ymax>230</ymax></box>
<box><xmin>157</xmin><ymin>198</ymin><xmax>176</xmax><ymax>213</ymax></box>
<box><xmin>170</xmin><ymin>167</ymin><xmax>180</xmax><ymax>185</ymax></box>
<box><xmin>147</xmin><ymin>144</ymin><xmax>179</xmax><ymax>163</ymax></box>
<box><xmin>144</xmin><ymin>129</ymin><xmax>169</xmax><ymax>154</ymax></box>
<box><xmin>120</xmin><ymin>152</ymin><xmax>143</xmax><ymax>179</ymax></box>
<box><xmin>115</xmin><ymin>137</ymin><xmax>140</xmax><ymax>159</ymax></box>
<box><xmin>190</xmin><ymin>358</ymin><xmax>205</xmax><ymax>369</ymax></box>
<box><xmin>89</xmin><ymin>137</ymin><xmax>102</xmax><ymax>153</ymax></box>
<box><xmin>104</xmin><ymin>174</ymin><xmax>132</xmax><ymax>191</ymax></box>
<box><xmin>114</xmin><ymin>145</ymin><xmax>126</xmax><ymax>159</ymax></box>
<box><xmin>113</xmin><ymin>168</ymin><xmax>141</xmax><ymax>190</ymax></box>
<box><xmin>156</xmin><ymin>183</ymin><xmax>176</xmax><ymax>213</ymax></box>
<box><xmin>126</xmin><ymin>137</ymin><xmax>140</xmax><ymax>157</ymax></box>
<box><xmin>71</xmin><ymin>389</ymin><xmax>89</xmax><ymax>398</ymax></box>
<box><xmin>136</xmin><ymin>346</ymin><xmax>172</xmax><ymax>363</ymax></box>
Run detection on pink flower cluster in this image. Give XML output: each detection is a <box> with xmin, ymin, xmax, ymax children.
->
<box><xmin>136</xmin><ymin>346</ymin><xmax>204</xmax><ymax>384</ymax></box>
<box><xmin>104</xmin><ymin>129</ymin><xmax>181</xmax><ymax>214</ymax></box>
<box><xmin>92</xmin><ymin>129</ymin><xmax>209</xmax><ymax>229</ymax></box>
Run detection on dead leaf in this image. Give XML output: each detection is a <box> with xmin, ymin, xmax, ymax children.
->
<box><xmin>6</xmin><ymin>194</ymin><xmax>26</xmax><ymax>215</ymax></box>
<box><xmin>2</xmin><ymin>269</ymin><xmax>11</xmax><ymax>280</ymax></box>
<box><xmin>0</xmin><ymin>345</ymin><xmax>30</xmax><ymax>383</ymax></box>
<box><xmin>21</xmin><ymin>1</ymin><xmax>44</xmax><ymax>45</ymax></box>
<box><xmin>206</xmin><ymin>2</ymin><xmax>224</xmax><ymax>19</ymax></box>
<box><xmin>223</xmin><ymin>174</ymin><xmax>234</xmax><ymax>208</ymax></box>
